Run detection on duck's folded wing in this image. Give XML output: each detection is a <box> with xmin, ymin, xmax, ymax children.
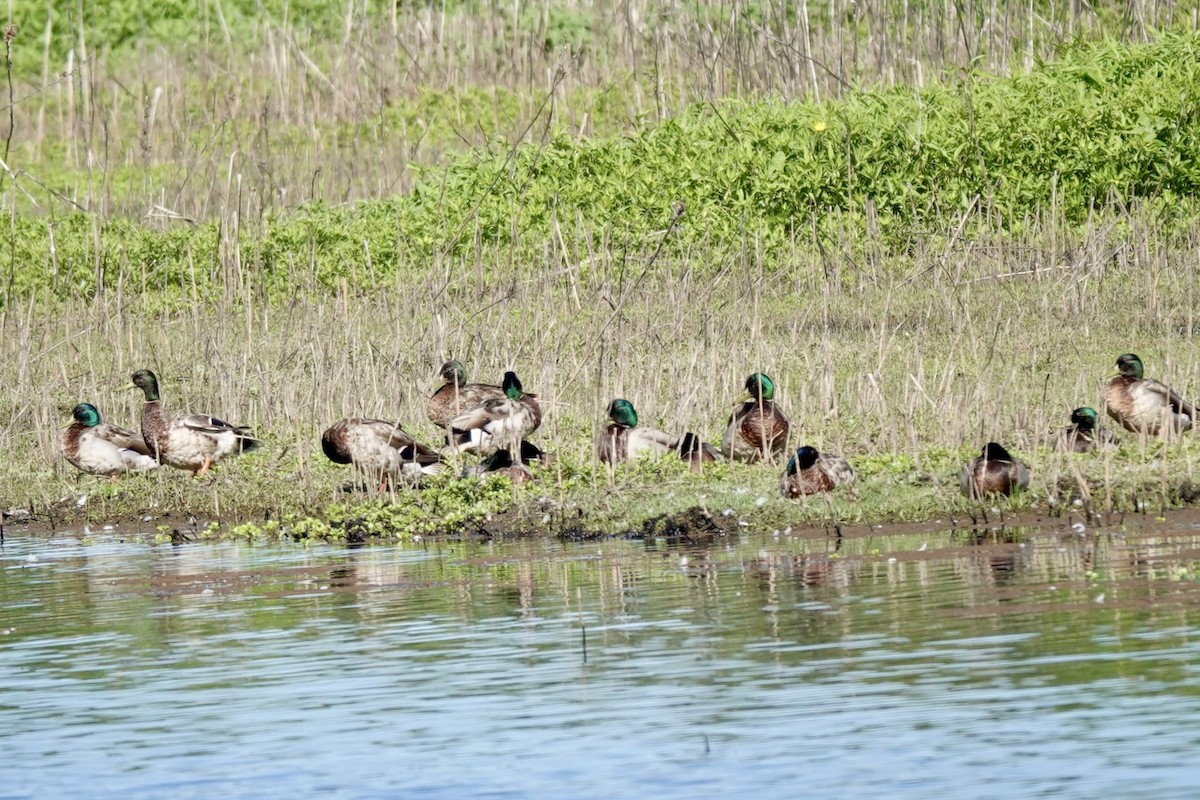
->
<box><xmin>449</xmin><ymin>398</ymin><xmax>512</xmax><ymax>431</ymax></box>
<box><xmin>359</xmin><ymin>419</ymin><xmax>419</xmax><ymax>449</ymax></box>
<box><xmin>457</xmin><ymin>383</ymin><xmax>506</xmax><ymax>408</ymax></box>
<box><xmin>1162</xmin><ymin>383</ymin><xmax>1198</xmax><ymax>419</ymax></box>
<box><xmin>180</xmin><ymin>413</ymin><xmax>250</xmax><ymax>435</ymax></box>
<box><xmin>180</xmin><ymin>414</ymin><xmax>262</xmax><ymax>452</ymax></box>
<box><xmin>95</xmin><ymin>422</ymin><xmax>152</xmax><ymax>456</ymax></box>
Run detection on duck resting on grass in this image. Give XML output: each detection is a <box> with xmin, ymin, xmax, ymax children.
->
<box><xmin>779</xmin><ymin>445</ymin><xmax>855</xmax><ymax>497</ymax></box>
<box><xmin>445</xmin><ymin>371</ymin><xmax>542</xmax><ymax>457</ymax></box>
<box><xmin>722</xmin><ymin>372</ymin><xmax>790</xmax><ymax>463</ymax></box>
<box><xmin>62</xmin><ymin>402</ymin><xmax>157</xmax><ymax>480</ymax></box>
<box><xmin>960</xmin><ymin>442</ymin><xmax>1030</xmax><ymax>499</ymax></box>
<box><xmin>427</xmin><ymin>360</ymin><xmax>505</xmax><ymax>430</ymax></box>
<box><xmin>1104</xmin><ymin>353</ymin><xmax>1195</xmax><ymax>437</ymax></box>
<box><xmin>1052</xmin><ymin>406</ymin><xmax>1117</xmax><ymax>453</ymax></box>
<box><xmin>595</xmin><ymin>399</ymin><xmax>676</xmax><ymax>465</ymax></box>
<box><xmin>130</xmin><ymin>369</ymin><xmax>262</xmax><ymax>476</ymax></box>
<box><xmin>321</xmin><ymin>418</ymin><xmax>445</xmax><ymax>490</ymax></box>
<box><xmin>674</xmin><ymin>431</ymin><xmax>723</xmax><ymax>471</ymax></box>
<box><xmin>462</xmin><ymin>441</ymin><xmax>547</xmax><ymax>485</ymax></box>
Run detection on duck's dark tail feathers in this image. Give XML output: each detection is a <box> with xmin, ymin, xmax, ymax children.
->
<box><xmin>237</xmin><ymin>432</ymin><xmax>264</xmax><ymax>454</ymax></box>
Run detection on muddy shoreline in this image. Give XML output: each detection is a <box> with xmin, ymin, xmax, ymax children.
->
<box><xmin>3</xmin><ymin>492</ymin><xmax>1196</xmax><ymax>546</ymax></box>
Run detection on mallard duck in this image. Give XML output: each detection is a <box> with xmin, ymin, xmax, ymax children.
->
<box><xmin>130</xmin><ymin>369</ymin><xmax>261</xmax><ymax>476</ymax></box>
<box><xmin>960</xmin><ymin>442</ymin><xmax>1030</xmax><ymax>499</ymax></box>
<box><xmin>673</xmin><ymin>431</ymin><xmax>723</xmax><ymax>471</ymax></box>
<box><xmin>596</xmin><ymin>399</ymin><xmax>676</xmax><ymax>464</ymax></box>
<box><xmin>446</xmin><ymin>371</ymin><xmax>542</xmax><ymax>456</ymax></box>
<box><xmin>62</xmin><ymin>402</ymin><xmax>157</xmax><ymax>479</ymax></box>
<box><xmin>427</xmin><ymin>360</ymin><xmax>505</xmax><ymax>429</ymax></box>
<box><xmin>462</xmin><ymin>442</ymin><xmax>546</xmax><ymax>485</ymax></box>
<box><xmin>780</xmin><ymin>445</ymin><xmax>855</xmax><ymax>497</ymax></box>
<box><xmin>321</xmin><ymin>418</ymin><xmax>445</xmax><ymax>490</ymax></box>
<box><xmin>1052</xmin><ymin>406</ymin><xmax>1118</xmax><ymax>453</ymax></box>
<box><xmin>1104</xmin><ymin>353</ymin><xmax>1195</xmax><ymax>436</ymax></box>
<box><xmin>721</xmin><ymin>372</ymin><xmax>790</xmax><ymax>463</ymax></box>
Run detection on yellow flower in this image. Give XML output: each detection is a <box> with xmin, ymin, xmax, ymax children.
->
<box><xmin>811</xmin><ymin>120</ymin><xmax>827</xmax><ymax>132</ymax></box>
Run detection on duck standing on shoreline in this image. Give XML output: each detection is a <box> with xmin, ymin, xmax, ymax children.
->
<box><xmin>130</xmin><ymin>369</ymin><xmax>261</xmax><ymax>476</ymax></box>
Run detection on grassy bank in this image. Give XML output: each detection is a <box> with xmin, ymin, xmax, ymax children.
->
<box><xmin>3</xmin><ymin>22</ymin><xmax>1200</xmax><ymax>540</ymax></box>
<box><xmin>3</xmin><ymin>199</ymin><xmax>1200</xmax><ymax>539</ymax></box>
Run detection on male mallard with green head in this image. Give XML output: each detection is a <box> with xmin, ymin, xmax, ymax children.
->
<box><xmin>960</xmin><ymin>442</ymin><xmax>1030</xmax><ymax>499</ymax></box>
<box><xmin>674</xmin><ymin>431</ymin><xmax>723</xmax><ymax>471</ymax></box>
<box><xmin>1104</xmin><ymin>353</ymin><xmax>1195</xmax><ymax>437</ymax></box>
<box><xmin>721</xmin><ymin>372</ymin><xmax>790</xmax><ymax>463</ymax></box>
<box><xmin>321</xmin><ymin>418</ymin><xmax>445</xmax><ymax>490</ymax></box>
<box><xmin>780</xmin><ymin>445</ymin><xmax>855</xmax><ymax>497</ymax></box>
<box><xmin>62</xmin><ymin>402</ymin><xmax>157</xmax><ymax>479</ymax></box>
<box><xmin>1052</xmin><ymin>406</ymin><xmax>1118</xmax><ymax>453</ymax></box>
<box><xmin>427</xmin><ymin>360</ymin><xmax>505</xmax><ymax>429</ymax></box>
<box><xmin>131</xmin><ymin>369</ymin><xmax>261</xmax><ymax>476</ymax></box>
<box><xmin>596</xmin><ymin>399</ymin><xmax>676</xmax><ymax>465</ymax></box>
<box><xmin>446</xmin><ymin>371</ymin><xmax>542</xmax><ymax>456</ymax></box>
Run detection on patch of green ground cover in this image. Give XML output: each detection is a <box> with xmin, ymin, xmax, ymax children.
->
<box><xmin>416</xmin><ymin>33</ymin><xmax>1200</xmax><ymax>253</ymax></box>
<box><xmin>12</xmin><ymin>434</ymin><xmax>1200</xmax><ymax>542</ymax></box>
<box><xmin>3</xmin><ymin>32</ymin><xmax>1199</xmax><ymax>302</ymax></box>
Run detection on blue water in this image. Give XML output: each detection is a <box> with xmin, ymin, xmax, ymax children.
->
<box><xmin>3</xmin><ymin>524</ymin><xmax>1200</xmax><ymax>799</ymax></box>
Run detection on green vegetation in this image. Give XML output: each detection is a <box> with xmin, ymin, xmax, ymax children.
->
<box><xmin>4</xmin><ymin>33</ymin><xmax>1200</xmax><ymax>301</ymax></box>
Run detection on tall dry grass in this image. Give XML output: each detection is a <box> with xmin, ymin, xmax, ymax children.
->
<box><xmin>2</xmin><ymin>203</ymin><xmax>1197</xmax><ymax>520</ymax></box>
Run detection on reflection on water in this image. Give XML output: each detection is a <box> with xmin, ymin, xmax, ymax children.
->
<box><xmin>3</xmin><ymin>518</ymin><xmax>1200</xmax><ymax>799</ymax></box>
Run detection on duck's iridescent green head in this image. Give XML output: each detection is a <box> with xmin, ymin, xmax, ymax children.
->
<box><xmin>502</xmin><ymin>371</ymin><xmax>524</xmax><ymax>400</ymax></box>
<box><xmin>981</xmin><ymin>442</ymin><xmax>1014</xmax><ymax>462</ymax></box>
<box><xmin>745</xmin><ymin>373</ymin><xmax>776</xmax><ymax>402</ymax></box>
<box><xmin>1116</xmin><ymin>353</ymin><xmax>1144</xmax><ymax>379</ymax></box>
<box><xmin>786</xmin><ymin>445</ymin><xmax>819</xmax><ymax>474</ymax></box>
<box><xmin>439</xmin><ymin>360</ymin><xmax>467</xmax><ymax>385</ymax></box>
<box><xmin>606</xmin><ymin>399</ymin><xmax>638</xmax><ymax>428</ymax></box>
<box><xmin>131</xmin><ymin>369</ymin><xmax>161</xmax><ymax>401</ymax></box>
<box><xmin>1071</xmin><ymin>407</ymin><xmax>1099</xmax><ymax>430</ymax></box>
<box><xmin>71</xmin><ymin>403</ymin><xmax>101</xmax><ymax>427</ymax></box>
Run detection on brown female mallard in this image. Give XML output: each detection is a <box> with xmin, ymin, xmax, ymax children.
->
<box><xmin>462</xmin><ymin>442</ymin><xmax>547</xmax><ymax>485</ymax></box>
<box><xmin>321</xmin><ymin>418</ymin><xmax>444</xmax><ymax>490</ymax></box>
<box><xmin>427</xmin><ymin>360</ymin><xmax>505</xmax><ymax>429</ymax></box>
